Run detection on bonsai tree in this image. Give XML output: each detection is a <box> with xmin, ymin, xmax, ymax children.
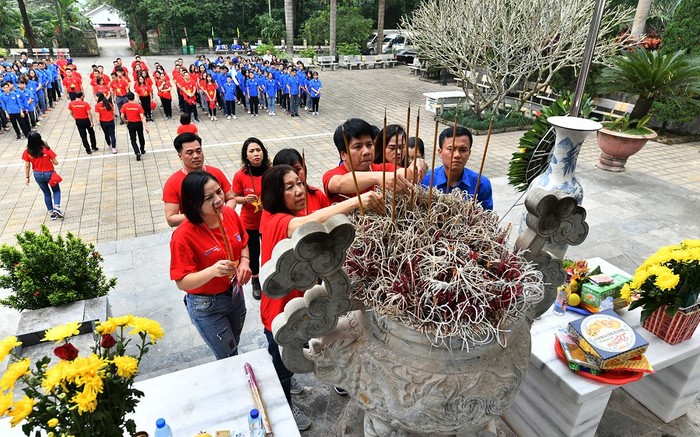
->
<box><xmin>0</xmin><ymin>226</ymin><xmax>116</xmax><ymax>311</ymax></box>
<box><xmin>596</xmin><ymin>48</ymin><xmax>700</xmax><ymax>130</ymax></box>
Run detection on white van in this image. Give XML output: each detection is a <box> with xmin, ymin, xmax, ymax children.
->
<box><xmin>366</xmin><ymin>29</ymin><xmax>400</xmax><ymax>54</ymax></box>
<box><xmin>382</xmin><ymin>33</ymin><xmax>415</xmax><ymax>53</ymax></box>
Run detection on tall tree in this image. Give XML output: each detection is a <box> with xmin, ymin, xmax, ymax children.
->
<box><xmin>17</xmin><ymin>0</ymin><xmax>38</xmax><ymax>48</ymax></box>
<box><xmin>285</xmin><ymin>0</ymin><xmax>294</xmax><ymax>54</ymax></box>
<box><xmin>329</xmin><ymin>0</ymin><xmax>336</xmax><ymax>55</ymax></box>
<box><xmin>630</xmin><ymin>0</ymin><xmax>652</xmax><ymax>37</ymax></box>
<box><xmin>376</xmin><ymin>0</ymin><xmax>385</xmax><ymax>54</ymax></box>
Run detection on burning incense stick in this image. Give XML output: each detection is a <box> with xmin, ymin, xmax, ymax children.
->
<box><xmin>472</xmin><ymin>118</ymin><xmax>493</xmax><ymax>208</ymax></box>
<box><xmin>445</xmin><ymin>114</ymin><xmax>458</xmax><ymax>194</ymax></box>
<box><xmin>342</xmin><ymin>126</ymin><xmax>364</xmax><ymax>215</ymax></box>
<box><xmin>409</xmin><ymin>109</ymin><xmax>421</xmax><ymax>207</ymax></box>
<box><xmin>302</xmin><ymin>149</ymin><xmax>308</xmax><ymax>216</ymax></box>
<box><xmin>427</xmin><ymin>118</ymin><xmax>439</xmax><ymax>212</ymax></box>
<box><xmin>404</xmin><ymin>103</ymin><xmax>411</xmax><ymax>178</ymax></box>
<box><xmin>382</xmin><ymin>109</ymin><xmax>387</xmax><ymax>197</ymax></box>
<box><xmin>244</xmin><ymin>363</ymin><xmax>273</xmax><ymax>436</ymax></box>
<box><xmin>212</xmin><ymin>200</ymin><xmax>235</xmax><ymax>281</ymax></box>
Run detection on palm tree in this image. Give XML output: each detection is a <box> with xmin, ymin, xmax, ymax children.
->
<box><xmin>17</xmin><ymin>0</ymin><xmax>38</xmax><ymax>48</ymax></box>
<box><xmin>630</xmin><ymin>0</ymin><xmax>652</xmax><ymax>38</ymax></box>
<box><xmin>329</xmin><ymin>0</ymin><xmax>337</xmax><ymax>56</ymax></box>
<box><xmin>376</xmin><ymin>0</ymin><xmax>385</xmax><ymax>54</ymax></box>
<box><xmin>284</xmin><ymin>0</ymin><xmax>294</xmax><ymax>55</ymax></box>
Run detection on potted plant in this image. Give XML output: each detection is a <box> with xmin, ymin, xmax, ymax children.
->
<box><xmin>0</xmin><ymin>315</ymin><xmax>164</xmax><ymax>435</ymax></box>
<box><xmin>621</xmin><ymin>240</ymin><xmax>700</xmax><ymax>344</ymax></box>
<box><xmin>595</xmin><ymin>48</ymin><xmax>700</xmax><ymax>172</ymax></box>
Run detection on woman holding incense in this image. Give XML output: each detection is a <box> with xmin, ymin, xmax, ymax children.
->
<box><xmin>232</xmin><ymin>137</ymin><xmax>271</xmax><ymax>301</ymax></box>
<box><xmin>170</xmin><ymin>170</ymin><xmax>251</xmax><ymax>360</ymax></box>
<box><xmin>272</xmin><ymin>148</ymin><xmax>330</xmax><ymax>214</ymax></box>
<box><xmin>259</xmin><ymin>165</ymin><xmax>382</xmax><ymax>425</ymax></box>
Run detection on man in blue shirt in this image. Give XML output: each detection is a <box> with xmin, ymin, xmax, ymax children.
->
<box><xmin>1</xmin><ymin>81</ymin><xmax>31</xmax><ymax>139</ymax></box>
<box><xmin>287</xmin><ymin>68</ymin><xmax>300</xmax><ymax>117</ymax></box>
<box><xmin>421</xmin><ymin>125</ymin><xmax>493</xmax><ymax>210</ymax></box>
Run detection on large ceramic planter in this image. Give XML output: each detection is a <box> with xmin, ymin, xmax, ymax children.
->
<box><xmin>596</xmin><ymin>127</ymin><xmax>658</xmax><ymax>172</ymax></box>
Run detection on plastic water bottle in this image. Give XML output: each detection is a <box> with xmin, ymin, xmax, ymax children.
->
<box><xmin>248</xmin><ymin>408</ymin><xmax>264</xmax><ymax>437</ymax></box>
<box><xmin>553</xmin><ymin>287</ymin><xmax>568</xmax><ymax>315</ymax></box>
<box><xmin>154</xmin><ymin>418</ymin><xmax>173</xmax><ymax>437</ymax></box>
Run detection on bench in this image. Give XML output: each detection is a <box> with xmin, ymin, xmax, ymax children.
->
<box><xmin>423</xmin><ymin>90</ymin><xmax>467</xmax><ymax>115</ymax></box>
<box><xmin>361</xmin><ymin>55</ymin><xmax>382</xmax><ymax>69</ymax></box>
<box><xmin>214</xmin><ymin>45</ymin><xmax>230</xmax><ymax>55</ymax></box>
<box><xmin>591</xmin><ymin>97</ymin><xmax>634</xmax><ymax>120</ymax></box>
<box><xmin>408</xmin><ymin>64</ymin><xmax>427</xmax><ymax>76</ymax></box>
<box><xmin>53</xmin><ymin>48</ymin><xmax>70</xmax><ymax>57</ymax></box>
<box><xmin>315</xmin><ymin>55</ymin><xmax>338</xmax><ymax>71</ymax></box>
<box><xmin>8</xmin><ymin>48</ymin><xmax>24</xmax><ymax>59</ymax></box>
<box><xmin>31</xmin><ymin>48</ymin><xmax>51</xmax><ymax>59</ymax></box>
<box><xmin>376</xmin><ymin>54</ymin><xmax>397</xmax><ymax>68</ymax></box>
<box><xmin>339</xmin><ymin>55</ymin><xmax>362</xmax><ymax>70</ymax></box>
<box><xmin>292</xmin><ymin>57</ymin><xmax>314</xmax><ymax>68</ymax></box>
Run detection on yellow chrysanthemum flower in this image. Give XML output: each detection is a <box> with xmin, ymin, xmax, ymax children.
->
<box><xmin>112</xmin><ymin>355</ymin><xmax>139</xmax><ymax>378</ymax></box>
<box><xmin>42</xmin><ymin>321</ymin><xmax>82</xmax><ymax>344</ymax></box>
<box><xmin>127</xmin><ymin>317</ymin><xmax>164</xmax><ymax>343</ymax></box>
<box><xmin>0</xmin><ymin>390</ymin><xmax>13</xmax><ymax>416</ymax></box>
<box><xmin>96</xmin><ymin>314</ymin><xmax>134</xmax><ymax>335</ymax></box>
<box><xmin>619</xmin><ymin>283</ymin><xmax>632</xmax><ymax>302</ymax></box>
<box><xmin>0</xmin><ymin>336</ymin><xmax>22</xmax><ymax>363</ymax></box>
<box><xmin>682</xmin><ymin>239</ymin><xmax>700</xmax><ymax>249</ymax></box>
<box><xmin>655</xmin><ymin>270</ymin><xmax>681</xmax><ymax>291</ymax></box>
<box><xmin>48</xmin><ymin>418</ymin><xmax>59</xmax><ymax>428</ymax></box>
<box><xmin>71</xmin><ymin>387</ymin><xmax>98</xmax><ymax>414</ymax></box>
<box><xmin>0</xmin><ymin>358</ymin><xmax>31</xmax><ymax>391</ymax></box>
<box><xmin>41</xmin><ymin>360</ymin><xmax>71</xmax><ymax>393</ymax></box>
<box><xmin>8</xmin><ymin>395</ymin><xmax>35</xmax><ymax>427</ymax></box>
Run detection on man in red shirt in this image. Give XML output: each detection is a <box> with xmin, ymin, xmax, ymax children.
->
<box><xmin>322</xmin><ymin>118</ymin><xmax>425</xmax><ymax>203</ymax></box>
<box><xmin>62</xmin><ymin>69</ymin><xmax>83</xmax><ymax>101</ymax></box>
<box><xmin>111</xmin><ymin>69</ymin><xmax>130</xmax><ymax>125</ymax></box>
<box><xmin>162</xmin><ymin>132</ymin><xmax>237</xmax><ymax>227</ymax></box>
<box><xmin>120</xmin><ymin>92</ymin><xmax>149</xmax><ymax>161</ymax></box>
<box><xmin>67</xmin><ymin>92</ymin><xmax>97</xmax><ymax>154</ymax></box>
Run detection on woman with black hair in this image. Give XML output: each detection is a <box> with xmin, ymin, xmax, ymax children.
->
<box><xmin>134</xmin><ymin>75</ymin><xmax>153</xmax><ymax>122</ymax></box>
<box><xmin>373</xmin><ymin>123</ymin><xmax>407</xmax><ymax>166</ymax></box>
<box><xmin>272</xmin><ymin>148</ymin><xmax>329</xmax><ymax>213</ymax></box>
<box><xmin>232</xmin><ymin>137</ymin><xmax>270</xmax><ymax>300</ymax></box>
<box><xmin>169</xmin><ymin>170</ymin><xmax>251</xmax><ymax>360</ymax></box>
<box><xmin>22</xmin><ymin>131</ymin><xmax>63</xmax><ymax>220</ymax></box>
<box><xmin>95</xmin><ymin>92</ymin><xmax>117</xmax><ymax>153</ymax></box>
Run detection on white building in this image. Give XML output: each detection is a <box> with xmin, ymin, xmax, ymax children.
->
<box><xmin>84</xmin><ymin>4</ymin><xmax>128</xmax><ymax>38</ymax></box>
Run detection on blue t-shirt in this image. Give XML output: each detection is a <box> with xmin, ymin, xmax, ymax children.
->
<box><xmin>287</xmin><ymin>75</ymin><xmax>300</xmax><ymax>95</ymax></box>
<box><xmin>264</xmin><ymin>78</ymin><xmax>277</xmax><ymax>96</ymax></box>
<box><xmin>0</xmin><ymin>90</ymin><xmax>25</xmax><ymax>113</ymax></box>
<box><xmin>246</xmin><ymin>77</ymin><xmax>259</xmax><ymax>97</ymax></box>
<box><xmin>421</xmin><ymin>165</ymin><xmax>493</xmax><ymax>210</ymax></box>
<box><xmin>222</xmin><ymin>81</ymin><xmax>237</xmax><ymax>100</ymax></box>
<box><xmin>309</xmin><ymin>79</ymin><xmax>322</xmax><ymax>98</ymax></box>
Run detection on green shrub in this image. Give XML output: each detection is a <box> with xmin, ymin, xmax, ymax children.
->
<box><xmin>0</xmin><ymin>226</ymin><xmax>116</xmax><ymax>311</ymax></box>
<box><xmin>337</xmin><ymin>43</ymin><xmax>360</xmax><ymax>56</ymax></box>
<box><xmin>441</xmin><ymin>106</ymin><xmax>534</xmax><ymax>133</ymax></box>
<box><xmin>299</xmin><ymin>48</ymin><xmax>317</xmax><ymax>59</ymax></box>
<box><xmin>255</xmin><ymin>44</ymin><xmax>279</xmax><ymax>56</ymax></box>
<box><xmin>662</xmin><ymin>0</ymin><xmax>700</xmax><ymax>54</ymax></box>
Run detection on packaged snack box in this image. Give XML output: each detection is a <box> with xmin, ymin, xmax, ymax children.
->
<box><xmin>568</xmin><ymin>309</ymin><xmax>649</xmax><ymax>370</ymax></box>
<box><xmin>581</xmin><ymin>273</ymin><xmax>630</xmax><ymax>310</ymax></box>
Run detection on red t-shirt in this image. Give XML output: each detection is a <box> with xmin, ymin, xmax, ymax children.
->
<box><xmin>22</xmin><ymin>147</ymin><xmax>56</xmax><ymax>172</ymax></box>
<box><xmin>95</xmin><ymin>102</ymin><xmax>115</xmax><ymax>122</ymax></box>
<box><xmin>260</xmin><ymin>211</ymin><xmax>304</xmax><ymax>331</ymax></box>
<box><xmin>176</xmin><ymin>124</ymin><xmax>198</xmax><ymax>135</ymax></box>
<box><xmin>92</xmin><ymin>84</ymin><xmax>110</xmax><ymax>97</ymax></box>
<box><xmin>110</xmin><ymin>78</ymin><xmax>129</xmax><ymax>97</ymax></box>
<box><xmin>156</xmin><ymin>79</ymin><xmax>172</xmax><ymax>99</ymax></box>
<box><xmin>162</xmin><ymin>166</ymin><xmax>232</xmax><ymax>211</ymax></box>
<box><xmin>134</xmin><ymin>83</ymin><xmax>151</xmax><ymax>98</ymax></box>
<box><xmin>232</xmin><ymin>170</ymin><xmax>263</xmax><ymax>230</ymax></box>
<box><xmin>322</xmin><ymin>163</ymin><xmax>396</xmax><ymax>204</ymax></box>
<box><xmin>68</xmin><ymin>100</ymin><xmax>91</xmax><ymax>119</ymax></box>
<box><xmin>170</xmin><ymin>207</ymin><xmax>249</xmax><ymax>295</ymax></box>
<box><xmin>120</xmin><ymin>101</ymin><xmax>144</xmax><ymax>122</ymax></box>
<box><xmin>301</xmin><ymin>187</ymin><xmax>331</xmax><ymax>215</ymax></box>
<box><xmin>62</xmin><ymin>76</ymin><xmax>82</xmax><ymax>92</ymax></box>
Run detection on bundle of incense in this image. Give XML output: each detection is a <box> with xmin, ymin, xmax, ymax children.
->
<box><xmin>212</xmin><ymin>200</ymin><xmax>235</xmax><ymax>281</ymax></box>
<box><xmin>409</xmin><ymin>109</ymin><xmax>421</xmax><ymax>208</ymax></box>
<box><xmin>302</xmin><ymin>149</ymin><xmax>309</xmax><ymax>216</ymax></box>
<box><xmin>404</xmin><ymin>103</ymin><xmax>411</xmax><ymax>178</ymax></box>
<box><xmin>472</xmin><ymin>118</ymin><xmax>494</xmax><ymax>207</ymax></box>
<box><xmin>244</xmin><ymin>362</ymin><xmax>273</xmax><ymax>436</ymax></box>
<box><xmin>445</xmin><ymin>114</ymin><xmax>458</xmax><ymax>194</ymax></box>
<box><xmin>342</xmin><ymin>126</ymin><xmax>364</xmax><ymax>214</ymax></box>
<box><xmin>382</xmin><ymin>109</ymin><xmax>387</xmax><ymax>197</ymax></box>
<box><xmin>427</xmin><ymin>118</ymin><xmax>439</xmax><ymax>211</ymax></box>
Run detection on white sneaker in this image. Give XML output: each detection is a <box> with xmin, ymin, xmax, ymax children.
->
<box><xmin>232</xmin><ymin>115</ymin><xmax>237</xmax><ymax>120</ymax></box>
<box><xmin>226</xmin><ymin>115</ymin><xmax>231</xmax><ymax>120</ymax></box>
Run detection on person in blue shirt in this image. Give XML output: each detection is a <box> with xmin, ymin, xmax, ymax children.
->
<box><xmin>297</xmin><ymin>67</ymin><xmax>308</xmax><ymax>111</ymax></box>
<box><xmin>287</xmin><ymin>68</ymin><xmax>301</xmax><ymax>117</ymax></box>
<box><xmin>308</xmin><ymin>71</ymin><xmax>322</xmax><ymax>116</ymax></box>
<box><xmin>245</xmin><ymin>71</ymin><xmax>260</xmax><ymax>116</ymax></box>
<box><xmin>264</xmin><ymin>72</ymin><xmax>277</xmax><ymax>116</ymax></box>
<box><xmin>1</xmin><ymin>81</ymin><xmax>31</xmax><ymax>139</ymax></box>
<box><xmin>17</xmin><ymin>79</ymin><xmax>38</xmax><ymax>128</ymax></box>
<box><xmin>421</xmin><ymin>125</ymin><xmax>493</xmax><ymax>210</ymax></box>
<box><xmin>222</xmin><ymin>75</ymin><xmax>238</xmax><ymax>120</ymax></box>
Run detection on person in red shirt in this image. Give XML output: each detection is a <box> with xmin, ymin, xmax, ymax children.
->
<box><xmin>56</xmin><ymin>55</ymin><xmax>67</xmax><ymax>79</ymax></box>
<box><xmin>177</xmin><ymin>113</ymin><xmax>198</xmax><ymax>135</ymax></box>
<box><xmin>67</xmin><ymin>92</ymin><xmax>97</xmax><ymax>154</ymax></box>
<box><xmin>111</xmin><ymin>70</ymin><xmax>130</xmax><ymax>125</ymax></box>
<box><xmin>92</xmin><ymin>75</ymin><xmax>111</xmax><ymax>100</ymax></box>
<box><xmin>259</xmin><ymin>165</ymin><xmax>382</xmax><ymax>427</ymax></box>
<box><xmin>112</xmin><ymin>58</ymin><xmax>129</xmax><ymax>78</ymax></box>
<box><xmin>131</xmin><ymin>55</ymin><xmax>149</xmax><ymax>72</ymax></box>
<box><xmin>163</xmin><ymin>132</ymin><xmax>236</xmax><ymax>227</ymax></box>
<box><xmin>204</xmin><ymin>75</ymin><xmax>219</xmax><ymax>121</ymax></box>
<box><xmin>134</xmin><ymin>75</ymin><xmax>153</xmax><ymax>122</ymax></box>
<box><xmin>62</xmin><ymin>69</ymin><xmax>83</xmax><ymax>101</ymax></box>
<box><xmin>179</xmin><ymin>71</ymin><xmax>200</xmax><ymax>122</ymax></box>
<box><xmin>272</xmin><ymin>148</ymin><xmax>330</xmax><ymax>214</ymax></box>
<box><xmin>155</xmin><ymin>72</ymin><xmax>173</xmax><ymax>119</ymax></box>
<box><xmin>322</xmin><ymin>118</ymin><xmax>426</xmax><ymax>204</ymax></box>
<box><xmin>22</xmin><ymin>131</ymin><xmax>64</xmax><ymax>219</ymax></box>
<box><xmin>95</xmin><ymin>92</ymin><xmax>117</xmax><ymax>154</ymax></box>
<box><xmin>232</xmin><ymin>137</ymin><xmax>271</xmax><ymax>300</ymax></box>
<box><xmin>120</xmin><ymin>92</ymin><xmax>149</xmax><ymax>161</ymax></box>
<box><xmin>169</xmin><ymin>170</ymin><xmax>251</xmax><ymax>360</ymax></box>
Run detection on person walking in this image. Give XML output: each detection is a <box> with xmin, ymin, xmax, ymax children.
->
<box><xmin>67</xmin><ymin>92</ymin><xmax>98</xmax><ymax>154</ymax></box>
<box><xmin>22</xmin><ymin>131</ymin><xmax>64</xmax><ymax>220</ymax></box>
<box><xmin>120</xmin><ymin>92</ymin><xmax>149</xmax><ymax>161</ymax></box>
<box><xmin>95</xmin><ymin>92</ymin><xmax>117</xmax><ymax>154</ymax></box>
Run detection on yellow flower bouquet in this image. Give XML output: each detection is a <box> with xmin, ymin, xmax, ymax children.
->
<box><xmin>622</xmin><ymin>240</ymin><xmax>700</xmax><ymax>343</ymax></box>
<box><xmin>0</xmin><ymin>315</ymin><xmax>163</xmax><ymax>436</ymax></box>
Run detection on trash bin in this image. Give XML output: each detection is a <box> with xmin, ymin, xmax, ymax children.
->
<box><xmin>189</xmin><ymin>45</ymin><xmax>195</xmax><ymax>55</ymax></box>
<box><xmin>182</xmin><ymin>46</ymin><xmax>188</xmax><ymax>55</ymax></box>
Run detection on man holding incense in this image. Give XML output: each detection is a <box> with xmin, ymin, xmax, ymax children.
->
<box><xmin>421</xmin><ymin>125</ymin><xmax>493</xmax><ymax>210</ymax></box>
<box><xmin>163</xmin><ymin>133</ymin><xmax>237</xmax><ymax>227</ymax></box>
<box><xmin>323</xmin><ymin>118</ymin><xmax>426</xmax><ymax>204</ymax></box>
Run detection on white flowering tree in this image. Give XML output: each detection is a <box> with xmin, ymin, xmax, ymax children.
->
<box><xmin>402</xmin><ymin>0</ymin><xmax>633</xmax><ymax>118</ymax></box>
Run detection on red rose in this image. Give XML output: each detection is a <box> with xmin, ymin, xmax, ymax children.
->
<box><xmin>100</xmin><ymin>334</ymin><xmax>117</xmax><ymax>349</ymax></box>
<box><xmin>54</xmin><ymin>343</ymin><xmax>79</xmax><ymax>361</ymax></box>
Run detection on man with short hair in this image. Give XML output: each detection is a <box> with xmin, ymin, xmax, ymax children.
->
<box><xmin>421</xmin><ymin>125</ymin><xmax>493</xmax><ymax>210</ymax></box>
<box><xmin>1</xmin><ymin>80</ymin><xmax>31</xmax><ymax>139</ymax></box>
<box><xmin>62</xmin><ymin>68</ymin><xmax>82</xmax><ymax>101</ymax></box>
<box><xmin>67</xmin><ymin>91</ymin><xmax>98</xmax><ymax>154</ymax></box>
<box><xmin>162</xmin><ymin>132</ymin><xmax>236</xmax><ymax>227</ymax></box>
<box><xmin>120</xmin><ymin>92</ymin><xmax>149</xmax><ymax>161</ymax></box>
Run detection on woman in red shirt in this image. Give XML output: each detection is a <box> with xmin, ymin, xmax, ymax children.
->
<box><xmin>272</xmin><ymin>148</ymin><xmax>330</xmax><ymax>214</ymax></box>
<box><xmin>134</xmin><ymin>75</ymin><xmax>153</xmax><ymax>122</ymax></box>
<box><xmin>204</xmin><ymin>75</ymin><xmax>219</xmax><ymax>121</ymax></box>
<box><xmin>92</xmin><ymin>75</ymin><xmax>111</xmax><ymax>100</ymax></box>
<box><xmin>232</xmin><ymin>137</ymin><xmax>271</xmax><ymax>300</ymax></box>
<box><xmin>155</xmin><ymin>72</ymin><xmax>173</xmax><ymax>120</ymax></box>
<box><xmin>258</xmin><ymin>165</ymin><xmax>381</xmax><ymax>417</ymax></box>
<box><xmin>95</xmin><ymin>92</ymin><xmax>117</xmax><ymax>154</ymax></box>
<box><xmin>170</xmin><ymin>170</ymin><xmax>252</xmax><ymax>359</ymax></box>
<box><xmin>22</xmin><ymin>131</ymin><xmax>64</xmax><ymax>220</ymax></box>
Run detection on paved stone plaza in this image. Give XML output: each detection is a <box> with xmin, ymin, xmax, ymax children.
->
<box><xmin>1</xmin><ymin>40</ymin><xmax>699</xmax><ymax>436</ymax></box>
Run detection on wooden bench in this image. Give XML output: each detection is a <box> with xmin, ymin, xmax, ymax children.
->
<box><xmin>8</xmin><ymin>48</ymin><xmax>24</xmax><ymax>60</ymax></box>
<box><xmin>31</xmin><ymin>48</ymin><xmax>51</xmax><ymax>59</ymax></box>
<box><xmin>315</xmin><ymin>55</ymin><xmax>338</xmax><ymax>71</ymax></box>
<box><xmin>214</xmin><ymin>45</ymin><xmax>230</xmax><ymax>55</ymax></box>
<box><xmin>591</xmin><ymin>97</ymin><xmax>634</xmax><ymax>120</ymax></box>
<box><xmin>53</xmin><ymin>48</ymin><xmax>70</xmax><ymax>57</ymax></box>
<box><xmin>339</xmin><ymin>55</ymin><xmax>362</xmax><ymax>70</ymax></box>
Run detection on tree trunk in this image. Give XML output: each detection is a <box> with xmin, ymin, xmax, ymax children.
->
<box><xmin>630</xmin><ymin>0</ymin><xmax>652</xmax><ymax>38</ymax></box>
<box><xmin>17</xmin><ymin>0</ymin><xmax>38</xmax><ymax>48</ymax></box>
<box><xmin>630</xmin><ymin>96</ymin><xmax>653</xmax><ymax>125</ymax></box>
<box><xmin>329</xmin><ymin>0</ymin><xmax>337</xmax><ymax>56</ymax></box>
<box><xmin>377</xmin><ymin>0</ymin><xmax>385</xmax><ymax>54</ymax></box>
<box><xmin>285</xmin><ymin>0</ymin><xmax>294</xmax><ymax>55</ymax></box>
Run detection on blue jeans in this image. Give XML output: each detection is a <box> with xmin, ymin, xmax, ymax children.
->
<box><xmin>185</xmin><ymin>284</ymin><xmax>247</xmax><ymax>360</ymax></box>
<box><xmin>267</xmin><ymin>96</ymin><xmax>275</xmax><ymax>112</ymax></box>
<box><xmin>33</xmin><ymin>171</ymin><xmax>60</xmax><ymax>212</ymax></box>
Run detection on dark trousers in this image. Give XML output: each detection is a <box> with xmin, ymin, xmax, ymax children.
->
<box><xmin>249</xmin><ymin>96</ymin><xmax>259</xmax><ymax>115</ymax></box>
<box><xmin>290</xmin><ymin>94</ymin><xmax>300</xmax><ymax>116</ymax></box>
<box><xmin>127</xmin><ymin>121</ymin><xmax>145</xmax><ymax>155</ymax></box>
<box><xmin>52</xmin><ymin>80</ymin><xmax>62</xmax><ymax>98</ymax></box>
<box><xmin>225</xmin><ymin>100</ymin><xmax>235</xmax><ymax>116</ymax></box>
<box><xmin>185</xmin><ymin>102</ymin><xmax>199</xmax><ymax>121</ymax></box>
<box><xmin>246</xmin><ymin>229</ymin><xmax>261</xmax><ymax>275</ymax></box>
<box><xmin>100</xmin><ymin>120</ymin><xmax>116</xmax><ymax>148</ymax></box>
<box><xmin>162</xmin><ymin>98</ymin><xmax>172</xmax><ymax>118</ymax></box>
<box><xmin>177</xmin><ymin>89</ymin><xmax>185</xmax><ymax>112</ymax></box>
<box><xmin>0</xmin><ymin>110</ymin><xmax>7</xmax><ymax>129</ymax></box>
<box><xmin>75</xmin><ymin>118</ymin><xmax>97</xmax><ymax>151</ymax></box>
<box><xmin>28</xmin><ymin>109</ymin><xmax>37</xmax><ymax>128</ymax></box>
<box><xmin>68</xmin><ymin>92</ymin><xmax>77</xmax><ymax>101</ymax></box>
<box><xmin>265</xmin><ymin>329</ymin><xmax>293</xmax><ymax>404</ymax></box>
<box><xmin>311</xmin><ymin>97</ymin><xmax>320</xmax><ymax>112</ymax></box>
<box><xmin>47</xmin><ymin>86</ymin><xmax>57</xmax><ymax>107</ymax></box>
<box><xmin>140</xmin><ymin>96</ymin><xmax>152</xmax><ymax>120</ymax></box>
<box><xmin>115</xmin><ymin>95</ymin><xmax>128</xmax><ymax>121</ymax></box>
<box><xmin>9</xmin><ymin>113</ymin><xmax>31</xmax><ymax>137</ymax></box>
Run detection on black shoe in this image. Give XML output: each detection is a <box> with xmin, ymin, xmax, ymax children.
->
<box><xmin>119</xmin><ymin>120</ymin><xmax>125</xmax><ymax>125</ymax></box>
<box><xmin>140</xmin><ymin>147</ymin><xmax>146</xmax><ymax>154</ymax></box>
<box><xmin>334</xmin><ymin>387</ymin><xmax>349</xmax><ymax>396</ymax></box>
<box><xmin>16</xmin><ymin>135</ymin><xmax>21</xmax><ymax>140</ymax></box>
<box><xmin>252</xmin><ymin>277</ymin><xmax>262</xmax><ymax>300</ymax></box>
<box><xmin>136</xmin><ymin>154</ymin><xmax>141</xmax><ymax>161</ymax></box>
<box><xmin>86</xmin><ymin>149</ymin><xmax>92</xmax><ymax>155</ymax></box>
<box><xmin>92</xmin><ymin>146</ymin><xmax>98</xmax><ymax>151</ymax></box>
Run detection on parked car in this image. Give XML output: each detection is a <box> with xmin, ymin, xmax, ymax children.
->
<box><xmin>396</xmin><ymin>49</ymin><xmax>418</xmax><ymax>65</ymax></box>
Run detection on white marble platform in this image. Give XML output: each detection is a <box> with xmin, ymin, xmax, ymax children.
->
<box><xmin>502</xmin><ymin>257</ymin><xmax>700</xmax><ymax>437</ymax></box>
<box><xmin>0</xmin><ymin>348</ymin><xmax>299</xmax><ymax>437</ymax></box>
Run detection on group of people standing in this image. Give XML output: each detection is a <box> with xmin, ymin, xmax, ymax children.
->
<box><xmin>165</xmin><ymin>117</ymin><xmax>493</xmax><ymax>431</ymax></box>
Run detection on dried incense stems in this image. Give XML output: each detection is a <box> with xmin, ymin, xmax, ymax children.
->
<box><xmin>404</xmin><ymin>103</ymin><xmax>411</xmax><ymax>178</ymax></box>
<box><xmin>342</xmin><ymin>126</ymin><xmax>364</xmax><ymax>215</ymax></box>
<box><xmin>473</xmin><ymin>118</ymin><xmax>493</xmax><ymax>207</ymax></box>
<box><xmin>382</xmin><ymin>109</ymin><xmax>387</xmax><ymax>198</ymax></box>
<box><xmin>409</xmin><ymin>108</ymin><xmax>421</xmax><ymax>207</ymax></box>
<box><xmin>302</xmin><ymin>149</ymin><xmax>309</xmax><ymax>216</ymax></box>
<box><xmin>212</xmin><ymin>202</ymin><xmax>235</xmax><ymax>281</ymax></box>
